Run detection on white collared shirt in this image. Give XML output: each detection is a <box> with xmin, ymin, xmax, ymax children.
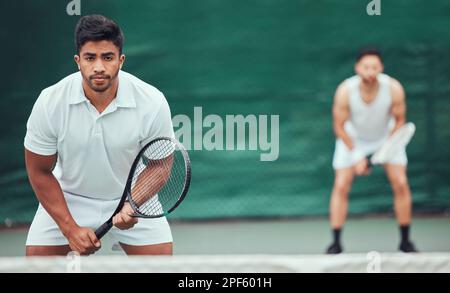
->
<box><xmin>24</xmin><ymin>70</ymin><xmax>174</xmax><ymax>200</ymax></box>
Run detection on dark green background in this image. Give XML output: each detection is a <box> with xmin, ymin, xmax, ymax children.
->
<box><xmin>0</xmin><ymin>0</ymin><xmax>449</xmax><ymax>223</ymax></box>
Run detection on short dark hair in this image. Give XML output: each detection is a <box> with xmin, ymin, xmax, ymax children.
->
<box><xmin>356</xmin><ymin>47</ymin><xmax>382</xmax><ymax>62</ymax></box>
<box><xmin>75</xmin><ymin>15</ymin><xmax>124</xmax><ymax>54</ymax></box>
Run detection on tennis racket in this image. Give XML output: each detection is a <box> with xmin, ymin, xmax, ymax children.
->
<box><xmin>95</xmin><ymin>137</ymin><xmax>191</xmax><ymax>239</ymax></box>
<box><xmin>367</xmin><ymin>122</ymin><xmax>415</xmax><ymax>167</ymax></box>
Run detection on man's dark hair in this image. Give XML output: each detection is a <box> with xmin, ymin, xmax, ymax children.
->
<box><xmin>75</xmin><ymin>15</ymin><xmax>124</xmax><ymax>54</ymax></box>
<box><xmin>356</xmin><ymin>47</ymin><xmax>382</xmax><ymax>62</ymax></box>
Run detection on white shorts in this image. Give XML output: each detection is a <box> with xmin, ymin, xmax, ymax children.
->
<box><xmin>332</xmin><ymin>137</ymin><xmax>407</xmax><ymax>170</ymax></box>
<box><xmin>26</xmin><ymin>192</ymin><xmax>173</xmax><ymax>246</ymax></box>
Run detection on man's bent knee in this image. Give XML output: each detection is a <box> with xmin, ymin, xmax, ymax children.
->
<box><xmin>120</xmin><ymin>242</ymin><xmax>173</xmax><ymax>255</ymax></box>
<box><xmin>391</xmin><ymin>176</ymin><xmax>410</xmax><ymax>195</ymax></box>
<box><xmin>26</xmin><ymin>245</ymin><xmax>72</xmax><ymax>256</ymax></box>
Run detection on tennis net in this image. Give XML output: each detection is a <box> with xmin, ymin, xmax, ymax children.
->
<box><xmin>1</xmin><ymin>253</ymin><xmax>449</xmax><ymax>273</ymax></box>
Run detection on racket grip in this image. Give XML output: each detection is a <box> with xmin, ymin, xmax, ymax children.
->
<box><xmin>95</xmin><ymin>221</ymin><xmax>113</xmax><ymax>240</ymax></box>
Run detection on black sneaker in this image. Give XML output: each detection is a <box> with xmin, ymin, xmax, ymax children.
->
<box><xmin>399</xmin><ymin>241</ymin><xmax>418</xmax><ymax>253</ymax></box>
<box><xmin>326</xmin><ymin>242</ymin><xmax>343</xmax><ymax>254</ymax></box>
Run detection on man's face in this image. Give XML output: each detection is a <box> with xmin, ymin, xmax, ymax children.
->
<box><xmin>74</xmin><ymin>40</ymin><xmax>125</xmax><ymax>92</ymax></box>
<box><xmin>355</xmin><ymin>55</ymin><xmax>383</xmax><ymax>84</ymax></box>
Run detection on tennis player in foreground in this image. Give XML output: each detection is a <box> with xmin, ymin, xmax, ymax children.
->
<box><xmin>326</xmin><ymin>48</ymin><xmax>418</xmax><ymax>254</ymax></box>
<box><xmin>24</xmin><ymin>15</ymin><xmax>174</xmax><ymax>256</ymax></box>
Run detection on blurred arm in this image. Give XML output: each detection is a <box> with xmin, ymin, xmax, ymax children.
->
<box><xmin>332</xmin><ymin>82</ymin><xmax>354</xmax><ymax>150</ymax></box>
<box><xmin>390</xmin><ymin>78</ymin><xmax>407</xmax><ymax>135</ymax></box>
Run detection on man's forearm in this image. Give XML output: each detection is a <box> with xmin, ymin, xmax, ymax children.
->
<box><xmin>334</xmin><ymin>124</ymin><xmax>367</xmax><ymax>163</ymax></box>
<box><xmin>390</xmin><ymin>118</ymin><xmax>405</xmax><ymax>136</ymax></box>
<box><xmin>334</xmin><ymin>124</ymin><xmax>354</xmax><ymax>150</ymax></box>
<box><xmin>29</xmin><ymin>172</ymin><xmax>77</xmax><ymax>236</ymax></box>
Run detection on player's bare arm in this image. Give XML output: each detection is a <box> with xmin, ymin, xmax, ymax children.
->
<box><xmin>390</xmin><ymin>78</ymin><xmax>407</xmax><ymax>134</ymax></box>
<box><xmin>25</xmin><ymin>149</ymin><xmax>100</xmax><ymax>255</ymax></box>
<box><xmin>332</xmin><ymin>82</ymin><xmax>353</xmax><ymax>149</ymax></box>
<box><xmin>333</xmin><ymin>82</ymin><xmax>369</xmax><ymax>175</ymax></box>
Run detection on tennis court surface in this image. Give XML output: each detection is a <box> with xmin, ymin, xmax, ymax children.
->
<box><xmin>1</xmin><ymin>216</ymin><xmax>449</xmax><ymax>272</ymax></box>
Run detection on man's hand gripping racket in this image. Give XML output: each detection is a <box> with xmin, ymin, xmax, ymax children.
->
<box><xmin>95</xmin><ymin>137</ymin><xmax>191</xmax><ymax>239</ymax></box>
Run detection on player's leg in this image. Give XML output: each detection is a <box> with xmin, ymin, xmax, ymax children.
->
<box><xmin>384</xmin><ymin>163</ymin><xmax>418</xmax><ymax>252</ymax></box>
<box><xmin>26</xmin><ymin>194</ymin><xmax>104</xmax><ymax>256</ymax></box>
<box><xmin>326</xmin><ymin>167</ymin><xmax>355</xmax><ymax>254</ymax></box>
<box><xmin>26</xmin><ymin>245</ymin><xmax>72</xmax><ymax>256</ymax></box>
<box><xmin>384</xmin><ymin>164</ymin><xmax>411</xmax><ymax>225</ymax></box>
<box><xmin>330</xmin><ymin>168</ymin><xmax>355</xmax><ymax>228</ymax></box>
<box><xmin>26</xmin><ymin>206</ymin><xmax>73</xmax><ymax>256</ymax></box>
<box><xmin>113</xmin><ymin>216</ymin><xmax>174</xmax><ymax>255</ymax></box>
<box><xmin>119</xmin><ymin>242</ymin><xmax>172</xmax><ymax>255</ymax></box>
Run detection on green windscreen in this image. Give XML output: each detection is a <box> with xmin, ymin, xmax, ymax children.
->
<box><xmin>0</xmin><ymin>0</ymin><xmax>449</xmax><ymax>223</ymax></box>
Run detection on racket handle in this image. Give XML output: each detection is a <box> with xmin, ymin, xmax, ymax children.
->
<box><xmin>95</xmin><ymin>221</ymin><xmax>113</xmax><ymax>240</ymax></box>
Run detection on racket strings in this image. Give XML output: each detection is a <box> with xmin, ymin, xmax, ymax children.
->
<box><xmin>132</xmin><ymin>156</ymin><xmax>171</xmax><ymax>214</ymax></box>
<box><xmin>139</xmin><ymin>155</ymin><xmax>184</xmax><ymax>215</ymax></box>
<box><xmin>129</xmin><ymin>139</ymin><xmax>187</xmax><ymax>216</ymax></box>
<box><xmin>131</xmin><ymin>141</ymin><xmax>175</xmax><ymax>211</ymax></box>
<box><xmin>144</xmin><ymin>152</ymin><xmax>186</xmax><ymax>214</ymax></box>
<box><xmin>139</xmin><ymin>155</ymin><xmax>185</xmax><ymax>216</ymax></box>
<box><xmin>131</xmin><ymin>142</ymin><xmax>173</xmax><ymax>201</ymax></box>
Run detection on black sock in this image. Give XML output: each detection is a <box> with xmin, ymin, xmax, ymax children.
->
<box><xmin>400</xmin><ymin>225</ymin><xmax>410</xmax><ymax>244</ymax></box>
<box><xmin>332</xmin><ymin>228</ymin><xmax>341</xmax><ymax>245</ymax></box>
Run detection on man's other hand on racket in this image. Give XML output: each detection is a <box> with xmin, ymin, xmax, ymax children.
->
<box><xmin>112</xmin><ymin>202</ymin><xmax>138</xmax><ymax>230</ymax></box>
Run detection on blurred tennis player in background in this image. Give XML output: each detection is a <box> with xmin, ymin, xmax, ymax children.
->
<box><xmin>24</xmin><ymin>15</ymin><xmax>174</xmax><ymax>256</ymax></box>
<box><xmin>326</xmin><ymin>48</ymin><xmax>418</xmax><ymax>254</ymax></box>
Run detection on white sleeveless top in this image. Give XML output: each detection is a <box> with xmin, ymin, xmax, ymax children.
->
<box><xmin>345</xmin><ymin>73</ymin><xmax>393</xmax><ymax>142</ymax></box>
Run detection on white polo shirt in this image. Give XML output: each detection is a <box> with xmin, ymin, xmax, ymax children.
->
<box><xmin>24</xmin><ymin>70</ymin><xmax>174</xmax><ymax>200</ymax></box>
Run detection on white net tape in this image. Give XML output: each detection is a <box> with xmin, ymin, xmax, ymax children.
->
<box><xmin>0</xmin><ymin>253</ymin><xmax>449</xmax><ymax>273</ymax></box>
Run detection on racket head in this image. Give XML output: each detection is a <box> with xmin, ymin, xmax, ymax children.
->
<box><xmin>126</xmin><ymin>137</ymin><xmax>191</xmax><ymax>218</ymax></box>
<box><xmin>371</xmin><ymin>122</ymin><xmax>416</xmax><ymax>164</ymax></box>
